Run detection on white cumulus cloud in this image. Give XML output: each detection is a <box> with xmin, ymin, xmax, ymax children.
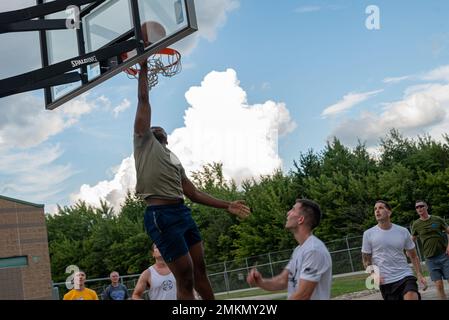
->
<box><xmin>330</xmin><ymin>83</ymin><xmax>449</xmax><ymax>146</ymax></box>
<box><xmin>0</xmin><ymin>93</ymin><xmax>97</xmax><ymax>149</ymax></box>
<box><xmin>421</xmin><ymin>65</ymin><xmax>449</xmax><ymax>82</ymax></box>
<box><xmin>170</xmin><ymin>69</ymin><xmax>296</xmax><ymax>183</ymax></box>
<box><xmin>71</xmin><ymin>156</ymin><xmax>136</xmax><ymax>211</ymax></box>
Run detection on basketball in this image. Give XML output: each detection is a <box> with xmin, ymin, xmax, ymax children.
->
<box><xmin>141</xmin><ymin>21</ymin><xmax>167</xmax><ymax>47</ymax></box>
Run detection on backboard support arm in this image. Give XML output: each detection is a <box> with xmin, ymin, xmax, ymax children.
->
<box><xmin>0</xmin><ymin>19</ymin><xmax>72</xmax><ymax>33</ymax></box>
<box><xmin>9</xmin><ymin>73</ymin><xmax>82</xmax><ymax>96</ymax></box>
<box><xmin>0</xmin><ymin>40</ymin><xmax>138</xmax><ymax>98</ymax></box>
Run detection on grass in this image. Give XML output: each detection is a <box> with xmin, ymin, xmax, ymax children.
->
<box><xmin>215</xmin><ymin>288</ymin><xmax>286</xmax><ymax>300</ymax></box>
<box><xmin>331</xmin><ymin>273</ymin><xmax>368</xmax><ymax>298</ymax></box>
<box><xmin>215</xmin><ymin>273</ymin><xmax>371</xmax><ymax>300</ymax></box>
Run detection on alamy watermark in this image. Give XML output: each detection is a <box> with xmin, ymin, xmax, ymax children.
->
<box><xmin>366</xmin><ymin>5</ymin><xmax>381</xmax><ymax>30</ymax></box>
<box><xmin>65</xmin><ymin>264</ymin><xmax>81</xmax><ymax>290</ymax></box>
<box><xmin>65</xmin><ymin>5</ymin><xmax>81</xmax><ymax>30</ymax></box>
<box><xmin>365</xmin><ymin>265</ymin><xmax>380</xmax><ymax>290</ymax></box>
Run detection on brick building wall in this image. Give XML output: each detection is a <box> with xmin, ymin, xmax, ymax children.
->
<box><xmin>0</xmin><ymin>195</ymin><xmax>52</xmax><ymax>300</ymax></box>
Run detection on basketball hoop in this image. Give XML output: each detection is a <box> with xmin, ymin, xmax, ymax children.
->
<box><xmin>121</xmin><ymin>21</ymin><xmax>182</xmax><ymax>90</ymax></box>
<box><xmin>121</xmin><ymin>48</ymin><xmax>181</xmax><ymax>90</ymax></box>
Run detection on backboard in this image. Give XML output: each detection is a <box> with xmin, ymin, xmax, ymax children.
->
<box><xmin>0</xmin><ymin>0</ymin><xmax>197</xmax><ymax>110</ymax></box>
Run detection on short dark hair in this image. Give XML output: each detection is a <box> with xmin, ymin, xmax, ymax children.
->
<box><xmin>296</xmin><ymin>199</ymin><xmax>322</xmax><ymax>230</ymax></box>
<box><xmin>375</xmin><ymin>200</ymin><xmax>391</xmax><ymax>211</ymax></box>
<box><xmin>150</xmin><ymin>126</ymin><xmax>167</xmax><ymax>144</ymax></box>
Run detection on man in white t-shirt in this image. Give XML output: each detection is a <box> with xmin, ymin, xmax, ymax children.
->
<box><xmin>246</xmin><ymin>199</ymin><xmax>332</xmax><ymax>300</ymax></box>
<box><xmin>361</xmin><ymin>200</ymin><xmax>427</xmax><ymax>300</ymax></box>
<box><xmin>132</xmin><ymin>244</ymin><xmax>177</xmax><ymax>300</ymax></box>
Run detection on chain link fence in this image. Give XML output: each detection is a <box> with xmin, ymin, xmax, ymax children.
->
<box><xmin>206</xmin><ymin>235</ymin><xmax>367</xmax><ymax>294</ymax></box>
<box><xmin>52</xmin><ymin>235</ymin><xmax>366</xmax><ymax>298</ymax></box>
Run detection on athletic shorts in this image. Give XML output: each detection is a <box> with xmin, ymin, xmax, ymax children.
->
<box><xmin>426</xmin><ymin>253</ymin><xmax>449</xmax><ymax>281</ymax></box>
<box><xmin>144</xmin><ymin>203</ymin><xmax>202</xmax><ymax>263</ymax></box>
<box><xmin>379</xmin><ymin>276</ymin><xmax>421</xmax><ymax>300</ymax></box>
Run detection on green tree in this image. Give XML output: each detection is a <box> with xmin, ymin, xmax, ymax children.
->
<box><xmin>119</xmin><ymin>191</ymin><xmax>146</xmax><ymax>224</ymax></box>
<box><xmin>186</xmin><ymin>163</ymin><xmax>243</xmax><ymax>263</ymax></box>
<box><xmin>231</xmin><ymin>171</ymin><xmax>297</xmax><ymax>258</ymax></box>
<box><xmin>294</xmin><ymin>139</ymin><xmax>379</xmax><ymax>240</ymax></box>
<box><xmin>46</xmin><ymin>201</ymin><xmax>102</xmax><ymax>281</ymax></box>
<box><xmin>47</xmin><ymin>196</ymin><xmax>150</xmax><ymax>281</ymax></box>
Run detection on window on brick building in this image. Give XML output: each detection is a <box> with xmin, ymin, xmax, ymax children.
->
<box><xmin>0</xmin><ymin>256</ymin><xmax>28</xmax><ymax>269</ymax></box>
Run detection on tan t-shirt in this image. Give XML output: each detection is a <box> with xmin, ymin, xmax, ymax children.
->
<box><xmin>134</xmin><ymin>129</ymin><xmax>187</xmax><ymax>200</ymax></box>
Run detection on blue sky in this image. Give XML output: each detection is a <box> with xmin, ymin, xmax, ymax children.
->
<box><xmin>1</xmin><ymin>0</ymin><xmax>449</xmax><ymax>213</ymax></box>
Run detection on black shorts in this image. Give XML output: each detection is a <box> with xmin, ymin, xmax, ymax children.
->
<box><xmin>379</xmin><ymin>276</ymin><xmax>421</xmax><ymax>300</ymax></box>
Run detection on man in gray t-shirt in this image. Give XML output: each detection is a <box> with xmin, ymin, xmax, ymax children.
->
<box><xmin>101</xmin><ymin>271</ymin><xmax>129</xmax><ymax>300</ymax></box>
<box><xmin>361</xmin><ymin>200</ymin><xmax>427</xmax><ymax>300</ymax></box>
<box><xmin>247</xmin><ymin>199</ymin><xmax>332</xmax><ymax>299</ymax></box>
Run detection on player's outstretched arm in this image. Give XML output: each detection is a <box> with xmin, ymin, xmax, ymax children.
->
<box><xmin>246</xmin><ymin>268</ymin><xmax>288</xmax><ymax>291</ymax></box>
<box><xmin>134</xmin><ymin>61</ymin><xmax>151</xmax><ymax>136</ymax></box>
<box><xmin>182</xmin><ymin>177</ymin><xmax>250</xmax><ymax>219</ymax></box>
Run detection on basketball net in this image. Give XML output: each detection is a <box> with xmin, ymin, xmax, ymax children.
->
<box><xmin>123</xmin><ymin>48</ymin><xmax>182</xmax><ymax>90</ymax></box>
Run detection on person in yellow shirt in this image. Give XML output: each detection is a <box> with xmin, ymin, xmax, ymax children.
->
<box><xmin>63</xmin><ymin>270</ymin><xmax>99</xmax><ymax>300</ymax></box>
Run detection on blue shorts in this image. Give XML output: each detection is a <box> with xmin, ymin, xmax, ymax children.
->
<box><xmin>426</xmin><ymin>252</ymin><xmax>449</xmax><ymax>281</ymax></box>
<box><xmin>144</xmin><ymin>203</ymin><xmax>202</xmax><ymax>263</ymax></box>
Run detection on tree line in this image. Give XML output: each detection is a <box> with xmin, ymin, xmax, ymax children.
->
<box><xmin>46</xmin><ymin>129</ymin><xmax>449</xmax><ymax>282</ymax></box>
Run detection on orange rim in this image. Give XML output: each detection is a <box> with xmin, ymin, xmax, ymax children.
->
<box><xmin>122</xmin><ymin>47</ymin><xmax>180</xmax><ymax>75</ymax></box>
<box><xmin>158</xmin><ymin>48</ymin><xmax>178</xmax><ymax>55</ymax></box>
